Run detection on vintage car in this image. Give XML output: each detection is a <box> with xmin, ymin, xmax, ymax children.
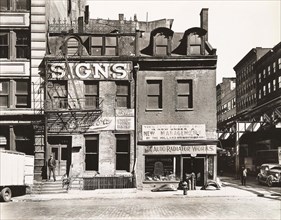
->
<box><xmin>257</xmin><ymin>164</ymin><xmax>281</xmax><ymax>187</ymax></box>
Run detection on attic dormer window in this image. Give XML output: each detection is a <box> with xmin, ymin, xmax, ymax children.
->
<box><xmin>189</xmin><ymin>33</ymin><xmax>201</xmax><ymax>55</ymax></box>
<box><xmin>154</xmin><ymin>34</ymin><xmax>168</xmax><ymax>56</ymax></box>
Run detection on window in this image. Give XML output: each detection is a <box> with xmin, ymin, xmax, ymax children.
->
<box><xmin>177</xmin><ymin>80</ymin><xmax>193</xmax><ymax>109</ymax></box>
<box><xmin>90</xmin><ymin>36</ymin><xmax>118</xmax><ymax>56</ymax></box>
<box><xmin>273</xmin><ymin>79</ymin><xmax>276</xmax><ymax>91</ymax></box>
<box><xmin>0</xmin><ymin>31</ymin><xmax>30</xmax><ymax>59</ymax></box>
<box><xmin>273</xmin><ymin>62</ymin><xmax>276</xmax><ymax>73</ymax></box>
<box><xmin>0</xmin><ymin>79</ymin><xmax>29</xmax><ymax>108</ymax></box>
<box><xmin>268</xmin><ymin>66</ymin><xmax>271</xmax><ymax>75</ymax></box>
<box><xmin>84</xmin><ymin>81</ymin><xmax>98</xmax><ymax>108</ymax></box>
<box><xmin>155</xmin><ymin>34</ymin><xmax>168</xmax><ymax>55</ymax></box>
<box><xmin>105</xmin><ymin>36</ymin><xmax>117</xmax><ymax>56</ymax></box>
<box><xmin>278</xmin><ymin>58</ymin><xmax>281</xmax><ymax>69</ymax></box>
<box><xmin>145</xmin><ymin>156</ymin><xmax>181</xmax><ymax>181</ymax></box>
<box><xmin>116</xmin><ymin>134</ymin><xmax>130</xmax><ymax>171</ymax></box>
<box><xmin>279</xmin><ymin>76</ymin><xmax>281</xmax><ymax>88</ymax></box>
<box><xmin>15</xmin><ymin>31</ymin><xmax>29</xmax><ymax>58</ymax></box>
<box><xmin>116</xmin><ymin>81</ymin><xmax>130</xmax><ymax>108</ymax></box>
<box><xmin>0</xmin><ymin>81</ymin><xmax>9</xmax><ymax>107</ymax></box>
<box><xmin>263</xmin><ymin>85</ymin><xmax>266</xmax><ymax>96</ymax></box>
<box><xmin>49</xmin><ymin>81</ymin><xmax>67</xmax><ymax>109</ymax></box>
<box><xmin>258</xmin><ymin>73</ymin><xmax>261</xmax><ymax>83</ymax></box>
<box><xmin>15</xmin><ymin>80</ymin><xmax>29</xmax><ymax>107</ymax></box>
<box><xmin>263</xmin><ymin>69</ymin><xmax>266</xmax><ymax>78</ymax></box>
<box><xmin>1</xmin><ymin>0</ymin><xmax>30</xmax><ymax>10</ymax></box>
<box><xmin>67</xmin><ymin>38</ymin><xmax>79</xmax><ymax>56</ymax></box>
<box><xmin>189</xmin><ymin>33</ymin><xmax>201</xmax><ymax>55</ymax></box>
<box><xmin>0</xmin><ymin>33</ymin><xmax>9</xmax><ymax>58</ymax></box>
<box><xmin>85</xmin><ymin>136</ymin><xmax>99</xmax><ymax>171</ymax></box>
<box><xmin>268</xmin><ymin>82</ymin><xmax>271</xmax><ymax>93</ymax></box>
<box><xmin>146</xmin><ymin>80</ymin><xmax>162</xmax><ymax>109</ymax></box>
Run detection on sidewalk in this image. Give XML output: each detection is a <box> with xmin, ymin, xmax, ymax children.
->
<box><xmin>11</xmin><ymin>176</ymin><xmax>280</xmax><ymax>202</ymax></box>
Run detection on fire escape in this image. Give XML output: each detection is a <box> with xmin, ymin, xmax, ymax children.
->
<box><xmin>44</xmin><ymin>38</ymin><xmax>103</xmax><ymax>134</ymax></box>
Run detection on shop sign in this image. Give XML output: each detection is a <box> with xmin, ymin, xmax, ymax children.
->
<box><xmin>116</xmin><ymin>117</ymin><xmax>134</xmax><ymax>130</ymax></box>
<box><xmin>48</xmin><ymin>62</ymin><xmax>131</xmax><ymax>80</ymax></box>
<box><xmin>115</xmin><ymin>109</ymin><xmax>134</xmax><ymax>117</ymax></box>
<box><xmin>144</xmin><ymin>145</ymin><xmax>216</xmax><ymax>155</ymax></box>
<box><xmin>142</xmin><ymin>124</ymin><xmax>206</xmax><ymax>141</ymax></box>
<box><xmin>88</xmin><ymin>117</ymin><xmax>115</xmax><ymax>131</ymax></box>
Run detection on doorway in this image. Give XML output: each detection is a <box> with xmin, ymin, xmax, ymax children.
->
<box><xmin>182</xmin><ymin>157</ymin><xmax>205</xmax><ymax>186</ymax></box>
<box><xmin>48</xmin><ymin>136</ymin><xmax>71</xmax><ymax>177</ymax></box>
<box><xmin>50</xmin><ymin>144</ymin><xmax>67</xmax><ymax>176</ymax></box>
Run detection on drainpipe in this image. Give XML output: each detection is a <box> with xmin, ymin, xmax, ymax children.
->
<box><xmin>132</xmin><ymin>63</ymin><xmax>140</xmax><ymax>188</ymax></box>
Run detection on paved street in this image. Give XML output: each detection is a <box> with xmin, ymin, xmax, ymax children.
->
<box><xmin>1</xmin><ymin>176</ymin><xmax>280</xmax><ymax>220</ymax></box>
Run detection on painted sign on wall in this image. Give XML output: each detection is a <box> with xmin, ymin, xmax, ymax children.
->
<box><xmin>48</xmin><ymin>62</ymin><xmax>132</xmax><ymax>80</ymax></box>
<box><xmin>141</xmin><ymin>124</ymin><xmax>206</xmax><ymax>141</ymax></box>
<box><xmin>116</xmin><ymin>117</ymin><xmax>134</xmax><ymax>131</ymax></box>
<box><xmin>144</xmin><ymin>145</ymin><xmax>216</xmax><ymax>155</ymax></box>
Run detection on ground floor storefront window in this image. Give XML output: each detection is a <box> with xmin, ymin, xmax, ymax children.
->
<box><xmin>145</xmin><ymin>156</ymin><xmax>181</xmax><ymax>181</ymax></box>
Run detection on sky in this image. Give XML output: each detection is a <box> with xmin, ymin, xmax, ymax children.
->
<box><xmin>87</xmin><ymin>0</ymin><xmax>281</xmax><ymax>84</ymax></box>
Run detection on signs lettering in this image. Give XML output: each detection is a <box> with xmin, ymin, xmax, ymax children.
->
<box><xmin>48</xmin><ymin>62</ymin><xmax>131</xmax><ymax>80</ymax></box>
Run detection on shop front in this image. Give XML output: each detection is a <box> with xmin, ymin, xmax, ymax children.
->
<box><xmin>137</xmin><ymin>124</ymin><xmax>217</xmax><ymax>188</ymax></box>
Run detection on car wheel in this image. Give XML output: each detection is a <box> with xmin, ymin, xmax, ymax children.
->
<box><xmin>0</xmin><ymin>187</ymin><xmax>12</xmax><ymax>202</ymax></box>
<box><xmin>267</xmin><ymin>177</ymin><xmax>273</xmax><ymax>187</ymax></box>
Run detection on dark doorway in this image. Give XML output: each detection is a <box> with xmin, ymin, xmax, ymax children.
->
<box><xmin>183</xmin><ymin>157</ymin><xmax>205</xmax><ymax>186</ymax></box>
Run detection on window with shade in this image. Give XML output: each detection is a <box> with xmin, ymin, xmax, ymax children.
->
<box><xmin>84</xmin><ymin>81</ymin><xmax>99</xmax><ymax>109</ymax></box>
<box><xmin>176</xmin><ymin>80</ymin><xmax>193</xmax><ymax>110</ymax></box>
<box><xmin>146</xmin><ymin>80</ymin><xmax>163</xmax><ymax>110</ymax></box>
<box><xmin>116</xmin><ymin>81</ymin><xmax>130</xmax><ymax>108</ymax></box>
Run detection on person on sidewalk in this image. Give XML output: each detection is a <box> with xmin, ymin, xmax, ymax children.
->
<box><xmin>241</xmin><ymin>167</ymin><xmax>247</xmax><ymax>186</ymax></box>
<box><xmin>48</xmin><ymin>155</ymin><xmax>56</xmax><ymax>182</ymax></box>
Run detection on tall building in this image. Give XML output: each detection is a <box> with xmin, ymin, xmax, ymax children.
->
<box><xmin>234</xmin><ymin>47</ymin><xmax>270</xmax><ymax>118</ymax></box>
<box><xmin>0</xmin><ymin>0</ymin><xmax>85</xmax><ymax>180</ymax></box>
<box><xmin>217</xmin><ymin>44</ymin><xmax>281</xmax><ymax>175</ymax></box>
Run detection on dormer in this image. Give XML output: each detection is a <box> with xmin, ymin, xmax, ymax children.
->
<box><xmin>140</xmin><ymin>27</ymin><xmax>174</xmax><ymax>56</ymax></box>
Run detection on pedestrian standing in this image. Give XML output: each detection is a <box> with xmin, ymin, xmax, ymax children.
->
<box><xmin>48</xmin><ymin>155</ymin><xmax>56</xmax><ymax>181</ymax></box>
<box><xmin>242</xmin><ymin>167</ymin><xmax>247</xmax><ymax>186</ymax></box>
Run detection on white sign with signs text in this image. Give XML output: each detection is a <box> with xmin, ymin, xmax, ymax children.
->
<box><xmin>142</xmin><ymin>124</ymin><xmax>206</xmax><ymax>141</ymax></box>
<box><xmin>48</xmin><ymin>62</ymin><xmax>132</xmax><ymax>80</ymax></box>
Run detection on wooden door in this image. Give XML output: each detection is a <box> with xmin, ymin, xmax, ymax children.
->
<box><xmin>51</xmin><ymin>144</ymin><xmax>67</xmax><ymax>176</ymax></box>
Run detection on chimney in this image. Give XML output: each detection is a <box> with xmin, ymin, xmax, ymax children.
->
<box><xmin>119</xmin><ymin>14</ymin><xmax>124</xmax><ymax>21</ymax></box>
<box><xmin>200</xmin><ymin>8</ymin><xmax>208</xmax><ymax>40</ymax></box>
<box><xmin>134</xmin><ymin>14</ymin><xmax>138</xmax><ymax>21</ymax></box>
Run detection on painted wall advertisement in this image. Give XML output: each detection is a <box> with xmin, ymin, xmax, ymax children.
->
<box><xmin>144</xmin><ymin>145</ymin><xmax>216</xmax><ymax>155</ymax></box>
<box><xmin>141</xmin><ymin>124</ymin><xmax>206</xmax><ymax>141</ymax></box>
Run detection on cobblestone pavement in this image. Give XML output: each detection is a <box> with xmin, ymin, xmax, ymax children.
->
<box><xmin>1</xmin><ymin>176</ymin><xmax>280</xmax><ymax>220</ymax></box>
<box><xmin>1</xmin><ymin>195</ymin><xmax>280</xmax><ymax>219</ymax></box>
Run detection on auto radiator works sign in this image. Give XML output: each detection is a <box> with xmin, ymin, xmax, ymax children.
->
<box><xmin>141</xmin><ymin>124</ymin><xmax>206</xmax><ymax>141</ymax></box>
<box><xmin>48</xmin><ymin>62</ymin><xmax>132</xmax><ymax>80</ymax></box>
<box><xmin>144</xmin><ymin>145</ymin><xmax>216</xmax><ymax>155</ymax></box>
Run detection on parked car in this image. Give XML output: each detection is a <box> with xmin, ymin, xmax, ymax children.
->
<box><xmin>257</xmin><ymin>164</ymin><xmax>281</xmax><ymax>187</ymax></box>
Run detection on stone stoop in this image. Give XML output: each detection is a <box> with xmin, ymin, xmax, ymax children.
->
<box><xmin>32</xmin><ymin>179</ymin><xmax>68</xmax><ymax>194</ymax></box>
